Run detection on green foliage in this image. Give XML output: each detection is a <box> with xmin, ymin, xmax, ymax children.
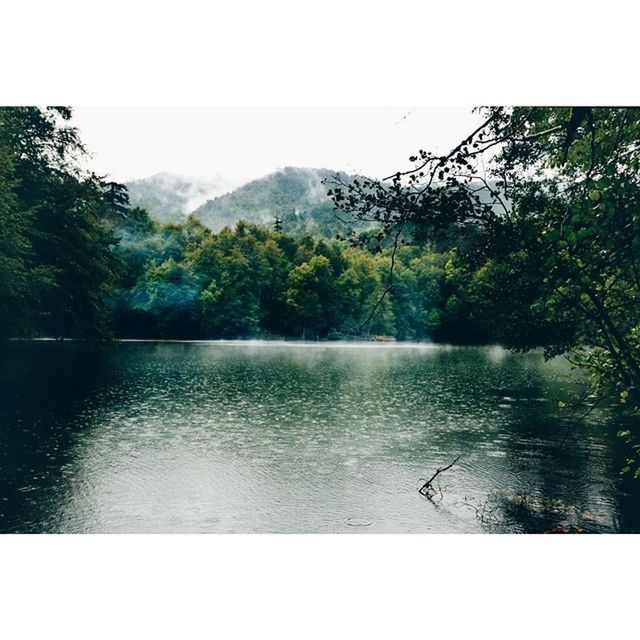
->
<box><xmin>108</xmin><ymin>216</ymin><xmax>479</xmax><ymax>341</ymax></box>
<box><xmin>0</xmin><ymin>107</ymin><xmax>120</xmax><ymax>340</ymax></box>
<box><xmin>286</xmin><ymin>255</ymin><xmax>338</xmax><ymax>338</ymax></box>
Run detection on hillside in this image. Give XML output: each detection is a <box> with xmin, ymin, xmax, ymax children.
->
<box><xmin>190</xmin><ymin>167</ymin><xmax>363</xmax><ymax>236</ymax></box>
<box><xmin>126</xmin><ymin>172</ymin><xmax>235</xmax><ymax>223</ymax></box>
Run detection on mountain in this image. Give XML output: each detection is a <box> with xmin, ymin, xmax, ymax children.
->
<box><xmin>189</xmin><ymin>167</ymin><xmax>361</xmax><ymax>236</ymax></box>
<box><xmin>125</xmin><ymin>172</ymin><xmax>235</xmax><ymax>223</ymax></box>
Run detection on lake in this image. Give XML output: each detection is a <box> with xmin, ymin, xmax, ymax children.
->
<box><xmin>1</xmin><ymin>341</ymin><xmax>638</xmax><ymax>533</ymax></box>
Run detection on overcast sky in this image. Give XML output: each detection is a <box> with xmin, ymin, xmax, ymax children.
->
<box><xmin>71</xmin><ymin>107</ymin><xmax>483</xmax><ymax>185</ymax></box>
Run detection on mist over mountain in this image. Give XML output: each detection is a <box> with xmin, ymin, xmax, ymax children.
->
<box><xmin>125</xmin><ymin>172</ymin><xmax>235</xmax><ymax>223</ymax></box>
<box><xmin>124</xmin><ymin>167</ymin><xmax>501</xmax><ymax>240</ymax></box>
<box><xmin>189</xmin><ymin>167</ymin><xmax>362</xmax><ymax>236</ymax></box>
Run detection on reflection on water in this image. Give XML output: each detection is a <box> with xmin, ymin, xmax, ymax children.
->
<box><xmin>0</xmin><ymin>341</ymin><xmax>638</xmax><ymax>533</ymax></box>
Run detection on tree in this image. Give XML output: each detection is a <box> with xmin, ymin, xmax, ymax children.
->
<box><xmin>193</xmin><ymin>224</ymin><xmax>277</xmax><ymax>338</ymax></box>
<box><xmin>137</xmin><ymin>258</ymin><xmax>202</xmax><ymax>338</ymax></box>
<box><xmin>327</xmin><ymin>107</ymin><xmax>640</xmax><ymax>468</ymax></box>
<box><xmin>337</xmin><ymin>249</ymin><xmax>394</xmax><ymax>337</ymax></box>
<box><xmin>286</xmin><ymin>255</ymin><xmax>339</xmax><ymax>339</ymax></box>
<box><xmin>0</xmin><ymin>133</ymin><xmax>33</xmax><ymax>336</ymax></box>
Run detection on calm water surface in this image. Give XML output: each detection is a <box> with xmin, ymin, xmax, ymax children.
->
<box><xmin>1</xmin><ymin>341</ymin><xmax>638</xmax><ymax>533</ymax></box>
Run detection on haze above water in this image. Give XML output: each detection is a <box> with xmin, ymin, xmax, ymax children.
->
<box><xmin>1</xmin><ymin>342</ymin><xmax>638</xmax><ymax>533</ymax></box>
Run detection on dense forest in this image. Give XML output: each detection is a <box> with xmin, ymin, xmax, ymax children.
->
<box><xmin>0</xmin><ymin>106</ymin><xmax>504</xmax><ymax>344</ymax></box>
<box><xmin>0</xmin><ymin>107</ymin><xmax>119</xmax><ymax>340</ymax></box>
<box><xmin>109</xmin><ymin>211</ymin><xmax>502</xmax><ymax>341</ymax></box>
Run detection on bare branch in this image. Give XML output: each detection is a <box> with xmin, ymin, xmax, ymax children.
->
<box><xmin>418</xmin><ymin>455</ymin><xmax>461</xmax><ymax>501</ymax></box>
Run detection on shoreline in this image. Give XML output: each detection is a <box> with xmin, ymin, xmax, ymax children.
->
<box><xmin>8</xmin><ymin>337</ymin><xmax>514</xmax><ymax>352</ymax></box>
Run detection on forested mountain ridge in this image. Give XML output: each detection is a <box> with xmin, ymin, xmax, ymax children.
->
<box><xmin>125</xmin><ymin>172</ymin><xmax>234</xmax><ymax>223</ymax></box>
<box><xmin>190</xmin><ymin>166</ymin><xmax>368</xmax><ymax>236</ymax></box>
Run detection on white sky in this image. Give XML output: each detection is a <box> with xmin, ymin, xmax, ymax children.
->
<box><xmin>71</xmin><ymin>107</ymin><xmax>483</xmax><ymax>185</ymax></box>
